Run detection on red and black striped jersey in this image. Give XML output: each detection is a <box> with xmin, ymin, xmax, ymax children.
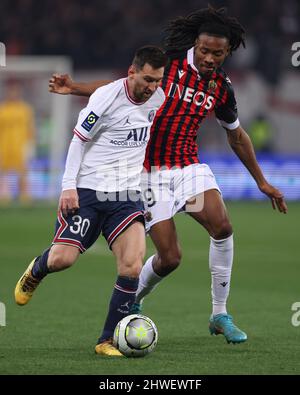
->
<box><xmin>144</xmin><ymin>47</ymin><xmax>240</xmax><ymax>170</ymax></box>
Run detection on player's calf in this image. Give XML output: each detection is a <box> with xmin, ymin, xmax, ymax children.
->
<box><xmin>114</xmin><ymin>221</ymin><xmax>145</xmax><ymax>278</ymax></box>
<box><xmin>47</xmin><ymin>244</ymin><xmax>80</xmax><ymax>272</ymax></box>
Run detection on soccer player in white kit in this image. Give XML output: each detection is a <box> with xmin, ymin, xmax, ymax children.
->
<box><xmin>47</xmin><ymin>7</ymin><xmax>288</xmax><ymax>345</ymax></box>
<box><xmin>14</xmin><ymin>46</ymin><xmax>168</xmax><ymax>356</ymax></box>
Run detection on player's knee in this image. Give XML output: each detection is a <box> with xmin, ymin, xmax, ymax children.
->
<box><xmin>212</xmin><ymin>220</ymin><xmax>233</xmax><ymax>240</ymax></box>
<box><xmin>48</xmin><ymin>247</ymin><xmax>78</xmax><ymax>271</ymax></box>
<box><xmin>119</xmin><ymin>259</ymin><xmax>142</xmax><ymax>278</ymax></box>
<box><xmin>118</xmin><ymin>252</ymin><xmax>144</xmax><ymax>278</ymax></box>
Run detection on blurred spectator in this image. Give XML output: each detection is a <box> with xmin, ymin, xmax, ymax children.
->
<box><xmin>0</xmin><ymin>80</ymin><xmax>35</xmax><ymax>202</ymax></box>
<box><xmin>248</xmin><ymin>113</ymin><xmax>274</xmax><ymax>153</ymax></box>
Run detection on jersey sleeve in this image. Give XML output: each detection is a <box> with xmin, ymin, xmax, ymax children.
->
<box><xmin>214</xmin><ymin>81</ymin><xmax>240</xmax><ymax>130</ymax></box>
<box><xmin>73</xmin><ymin>80</ymin><xmax>121</xmax><ymax>141</ymax></box>
<box><xmin>61</xmin><ymin>135</ymin><xmax>85</xmax><ymax>190</ymax></box>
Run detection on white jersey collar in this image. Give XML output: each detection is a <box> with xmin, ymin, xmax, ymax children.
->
<box><xmin>124</xmin><ymin>79</ymin><xmax>146</xmax><ymax>106</ymax></box>
<box><xmin>187</xmin><ymin>47</ymin><xmax>200</xmax><ymax>74</ymax></box>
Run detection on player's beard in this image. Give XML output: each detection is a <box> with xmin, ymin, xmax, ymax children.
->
<box><xmin>199</xmin><ymin>65</ymin><xmax>215</xmax><ymax>78</ymax></box>
<box><xmin>134</xmin><ymin>87</ymin><xmax>153</xmax><ymax>102</ymax></box>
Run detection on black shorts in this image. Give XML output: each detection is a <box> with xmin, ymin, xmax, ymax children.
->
<box><xmin>52</xmin><ymin>188</ymin><xmax>145</xmax><ymax>251</ymax></box>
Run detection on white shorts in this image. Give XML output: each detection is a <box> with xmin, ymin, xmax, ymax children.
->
<box><xmin>141</xmin><ymin>163</ymin><xmax>220</xmax><ymax>230</ymax></box>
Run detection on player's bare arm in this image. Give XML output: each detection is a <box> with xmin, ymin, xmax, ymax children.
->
<box><xmin>58</xmin><ymin>189</ymin><xmax>79</xmax><ymax>217</ymax></box>
<box><xmin>49</xmin><ymin>73</ymin><xmax>112</xmax><ymax>96</ymax></box>
<box><xmin>227</xmin><ymin>126</ymin><xmax>288</xmax><ymax>214</ymax></box>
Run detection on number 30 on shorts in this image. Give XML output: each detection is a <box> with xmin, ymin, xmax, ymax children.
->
<box><xmin>70</xmin><ymin>215</ymin><xmax>91</xmax><ymax>237</ymax></box>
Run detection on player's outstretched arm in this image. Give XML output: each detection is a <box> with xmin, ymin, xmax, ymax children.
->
<box><xmin>49</xmin><ymin>74</ymin><xmax>112</xmax><ymax>97</ymax></box>
<box><xmin>58</xmin><ymin>135</ymin><xmax>86</xmax><ymax>216</ymax></box>
<box><xmin>227</xmin><ymin>126</ymin><xmax>288</xmax><ymax>214</ymax></box>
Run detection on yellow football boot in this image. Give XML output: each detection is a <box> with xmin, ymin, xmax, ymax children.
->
<box><xmin>15</xmin><ymin>258</ymin><xmax>41</xmax><ymax>305</ymax></box>
<box><xmin>95</xmin><ymin>339</ymin><xmax>123</xmax><ymax>356</ymax></box>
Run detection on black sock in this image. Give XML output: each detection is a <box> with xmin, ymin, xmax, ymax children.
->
<box><xmin>98</xmin><ymin>275</ymin><xmax>139</xmax><ymax>343</ymax></box>
<box><xmin>31</xmin><ymin>248</ymin><xmax>51</xmax><ymax>280</ymax></box>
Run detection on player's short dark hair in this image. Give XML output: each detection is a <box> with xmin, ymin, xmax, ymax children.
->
<box><xmin>132</xmin><ymin>46</ymin><xmax>169</xmax><ymax>70</ymax></box>
<box><xmin>164</xmin><ymin>6</ymin><xmax>245</xmax><ymax>54</ymax></box>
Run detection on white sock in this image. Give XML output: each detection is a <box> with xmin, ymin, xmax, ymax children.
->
<box><xmin>135</xmin><ymin>255</ymin><xmax>162</xmax><ymax>304</ymax></box>
<box><xmin>209</xmin><ymin>235</ymin><xmax>234</xmax><ymax>316</ymax></box>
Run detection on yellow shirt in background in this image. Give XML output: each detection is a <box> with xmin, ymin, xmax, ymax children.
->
<box><xmin>0</xmin><ymin>100</ymin><xmax>34</xmax><ymax>171</ymax></box>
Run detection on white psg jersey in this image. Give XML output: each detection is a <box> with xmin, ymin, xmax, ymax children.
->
<box><xmin>72</xmin><ymin>78</ymin><xmax>165</xmax><ymax>192</ymax></box>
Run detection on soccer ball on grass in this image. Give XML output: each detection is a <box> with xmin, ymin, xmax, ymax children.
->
<box><xmin>113</xmin><ymin>314</ymin><xmax>158</xmax><ymax>357</ymax></box>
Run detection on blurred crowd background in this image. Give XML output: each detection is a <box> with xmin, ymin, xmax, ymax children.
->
<box><xmin>1</xmin><ymin>0</ymin><xmax>299</xmax><ymax>82</ymax></box>
<box><xmin>0</xmin><ymin>0</ymin><xmax>300</xmax><ymax>201</ymax></box>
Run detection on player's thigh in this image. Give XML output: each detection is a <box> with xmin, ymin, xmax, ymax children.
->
<box><xmin>174</xmin><ymin>163</ymin><xmax>219</xmax><ymax>214</ymax></box>
<box><xmin>142</xmin><ymin>171</ymin><xmax>174</xmax><ymax>230</ymax></box>
<box><xmin>188</xmin><ymin>189</ymin><xmax>232</xmax><ymax>238</ymax></box>
<box><xmin>149</xmin><ymin>217</ymin><xmax>181</xmax><ymax>261</ymax></box>
<box><xmin>52</xmin><ymin>189</ymin><xmax>103</xmax><ymax>253</ymax></box>
<box><xmin>112</xmin><ymin>221</ymin><xmax>146</xmax><ymax>277</ymax></box>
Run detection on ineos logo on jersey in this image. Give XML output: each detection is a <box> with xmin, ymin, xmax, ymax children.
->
<box><xmin>110</xmin><ymin>127</ymin><xmax>149</xmax><ymax>147</ymax></box>
<box><xmin>167</xmin><ymin>83</ymin><xmax>214</xmax><ymax>109</ymax></box>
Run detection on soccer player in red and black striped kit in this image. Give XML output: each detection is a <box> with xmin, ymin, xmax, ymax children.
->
<box><xmin>49</xmin><ymin>7</ymin><xmax>287</xmax><ymax>344</ymax></box>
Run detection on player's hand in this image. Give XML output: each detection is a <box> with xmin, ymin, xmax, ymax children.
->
<box><xmin>58</xmin><ymin>189</ymin><xmax>79</xmax><ymax>217</ymax></box>
<box><xmin>259</xmin><ymin>182</ymin><xmax>288</xmax><ymax>213</ymax></box>
<box><xmin>49</xmin><ymin>73</ymin><xmax>74</xmax><ymax>95</ymax></box>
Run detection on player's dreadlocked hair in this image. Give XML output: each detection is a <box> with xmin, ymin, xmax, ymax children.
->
<box><xmin>164</xmin><ymin>6</ymin><xmax>245</xmax><ymax>53</ymax></box>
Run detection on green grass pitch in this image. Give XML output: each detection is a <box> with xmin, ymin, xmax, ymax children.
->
<box><xmin>0</xmin><ymin>202</ymin><xmax>299</xmax><ymax>375</ymax></box>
